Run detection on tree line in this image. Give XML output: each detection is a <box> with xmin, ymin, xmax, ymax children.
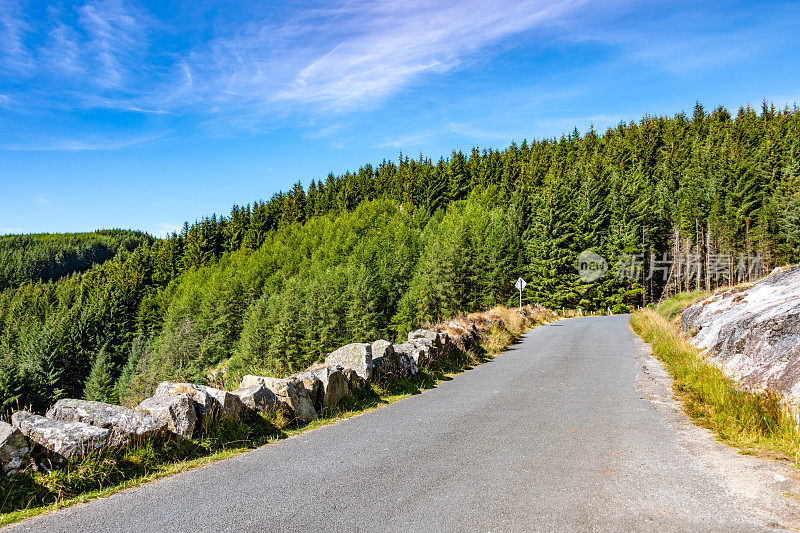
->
<box><xmin>1</xmin><ymin>102</ymin><xmax>798</xmax><ymax>415</ymax></box>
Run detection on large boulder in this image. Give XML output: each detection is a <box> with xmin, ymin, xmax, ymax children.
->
<box><xmin>46</xmin><ymin>399</ymin><xmax>167</xmax><ymax>446</ymax></box>
<box><xmin>680</xmin><ymin>264</ymin><xmax>800</xmax><ymax>402</ymax></box>
<box><xmin>394</xmin><ymin>339</ymin><xmax>434</xmax><ymax>369</ymax></box>
<box><xmin>407</xmin><ymin>329</ymin><xmax>452</xmax><ymax>364</ymax></box>
<box><xmin>136</xmin><ymin>393</ymin><xmax>197</xmax><ymax>439</ymax></box>
<box><xmin>444</xmin><ymin>321</ymin><xmax>480</xmax><ymax>353</ymax></box>
<box><xmin>154</xmin><ymin>382</ymin><xmax>244</xmax><ymax>428</ymax></box>
<box><xmin>372</xmin><ymin>340</ymin><xmax>417</xmax><ymax>378</ymax></box>
<box><xmin>295</xmin><ymin>371</ymin><xmax>323</xmax><ymax>409</ymax></box>
<box><xmin>11</xmin><ymin>411</ymin><xmax>108</xmax><ymax>461</ymax></box>
<box><xmin>0</xmin><ymin>420</ymin><xmax>29</xmax><ymax>475</ymax></box>
<box><xmin>240</xmin><ymin>376</ymin><xmax>317</xmax><ymax>422</ymax></box>
<box><xmin>231</xmin><ymin>384</ymin><xmax>277</xmax><ymax>415</ymax></box>
<box><xmin>309</xmin><ymin>365</ymin><xmax>350</xmax><ymax>411</ymax></box>
<box><xmin>325</xmin><ymin>343</ymin><xmax>373</xmax><ymax>381</ymax></box>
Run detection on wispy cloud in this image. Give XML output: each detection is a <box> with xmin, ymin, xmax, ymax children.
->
<box><xmin>34</xmin><ymin>194</ymin><xmax>53</xmax><ymax>206</ymax></box>
<box><xmin>221</xmin><ymin>0</ymin><xmax>585</xmax><ymax>112</ymax></box>
<box><xmin>153</xmin><ymin>222</ymin><xmax>182</xmax><ymax>238</ymax></box>
<box><xmin>0</xmin><ymin>0</ymin><xmax>588</xmax><ymax>121</ymax></box>
<box><xmin>5</xmin><ymin>131</ymin><xmax>168</xmax><ymax>151</ymax></box>
<box><xmin>0</xmin><ymin>227</ymin><xmax>25</xmax><ymax>235</ymax></box>
<box><xmin>0</xmin><ymin>0</ymin><xmax>32</xmax><ymax>74</ymax></box>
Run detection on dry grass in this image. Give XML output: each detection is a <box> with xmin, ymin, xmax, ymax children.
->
<box><xmin>0</xmin><ymin>305</ymin><xmax>556</xmax><ymax>527</ymax></box>
<box><xmin>631</xmin><ymin>306</ymin><xmax>800</xmax><ymax>465</ymax></box>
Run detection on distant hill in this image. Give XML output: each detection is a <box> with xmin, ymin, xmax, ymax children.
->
<box><xmin>0</xmin><ymin>230</ymin><xmax>152</xmax><ymax>291</ymax></box>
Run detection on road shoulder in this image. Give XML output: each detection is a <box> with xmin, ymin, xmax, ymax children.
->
<box><xmin>634</xmin><ymin>334</ymin><xmax>800</xmax><ymax>531</ymax></box>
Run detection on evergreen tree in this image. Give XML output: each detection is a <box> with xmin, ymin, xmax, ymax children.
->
<box><xmin>83</xmin><ymin>347</ymin><xmax>117</xmax><ymax>404</ymax></box>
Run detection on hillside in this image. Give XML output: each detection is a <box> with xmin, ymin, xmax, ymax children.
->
<box><xmin>1</xmin><ymin>103</ymin><xmax>799</xmax><ymax>416</ymax></box>
<box><xmin>0</xmin><ymin>230</ymin><xmax>152</xmax><ymax>291</ymax></box>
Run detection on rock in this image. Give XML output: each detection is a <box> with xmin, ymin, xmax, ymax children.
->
<box><xmin>309</xmin><ymin>365</ymin><xmax>350</xmax><ymax>411</ymax></box>
<box><xmin>371</xmin><ymin>340</ymin><xmax>393</xmax><ymax>377</ymax></box>
<box><xmin>325</xmin><ymin>343</ymin><xmax>373</xmax><ymax>381</ymax></box>
<box><xmin>395</xmin><ymin>339</ymin><xmax>434</xmax><ymax>368</ymax></box>
<box><xmin>0</xmin><ymin>421</ymin><xmax>29</xmax><ymax>474</ymax></box>
<box><xmin>11</xmin><ymin>411</ymin><xmax>109</xmax><ymax>461</ymax></box>
<box><xmin>296</xmin><ymin>371</ymin><xmax>323</xmax><ymax>410</ymax></box>
<box><xmin>154</xmin><ymin>382</ymin><xmax>244</xmax><ymax>428</ymax></box>
<box><xmin>444</xmin><ymin>321</ymin><xmax>480</xmax><ymax>353</ymax></box>
<box><xmin>372</xmin><ymin>340</ymin><xmax>417</xmax><ymax>378</ymax></box>
<box><xmin>231</xmin><ymin>384</ymin><xmax>277</xmax><ymax>414</ymax></box>
<box><xmin>46</xmin><ymin>399</ymin><xmax>167</xmax><ymax>445</ymax></box>
<box><xmin>408</xmin><ymin>329</ymin><xmax>443</xmax><ymax>346</ymax></box>
<box><xmin>409</xmin><ymin>329</ymin><xmax>453</xmax><ymax>363</ymax></box>
<box><xmin>240</xmin><ymin>376</ymin><xmax>317</xmax><ymax>422</ymax></box>
<box><xmin>136</xmin><ymin>394</ymin><xmax>198</xmax><ymax>439</ymax></box>
<box><xmin>681</xmin><ymin>264</ymin><xmax>800</xmax><ymax>402</ymax></box>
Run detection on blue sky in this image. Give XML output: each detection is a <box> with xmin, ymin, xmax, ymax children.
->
<box><xmin>1</xmin><ymin>0</ymin><xmax>799</xmax><ymax>236</ymax></box>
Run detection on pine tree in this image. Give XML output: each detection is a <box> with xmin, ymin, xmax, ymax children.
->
<box><xmin>83</xmin><ymin>347</ymin><xmax>117</xmax><ymax>404</ymax></box>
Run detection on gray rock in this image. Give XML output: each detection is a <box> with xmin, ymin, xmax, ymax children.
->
<box><xmin>372</xmin><ymin>340</ymin><xmax>418</xmax><ymax>378</ymax></box>
<box><xmin>395</xmin><ymin>339</ymin><xmax>434</xmax><ymax>368</ymax></box>
<box><xmin>681</xmin><ymin>264</ymin><xmax>800</xmax><ymax>402</ymax></box>
<box><xmin>309</xmin><ymin>365</ymin><xmax>350</xmax><ymax>411</ymax></box>
<box><xmin>231</xmin><ymin>384</ymin><xmax>277</xmax><ymax>414</ymax></box>
<box><xmin>154</xmin><ymin>382</ymin><xmax>244</xmax><ymax>428</ymax></box>
<box><xmin>11</xmin><ymin>411</ymin><xmax>108</xmax><ymax>460</ymax></box>
<box><xmin>136</xmin><ymin>393</ymin><xmax>197</xmax><ymax>439</ymax></box>
<box><xmin>341</xmin><ymin>368</ymin><xmax>367</xmax><ymax>391</ymax></box>
<box><xmin>296</xmin><ymin>371</ymin><xmax>323</xmax><ymax>410</ymax></box>
<box><xmin>325</xmin><ymin>343</ymin><xmax>373</xmax><ymax>380</ymax></box>
<box><xmin>0</xmin><ymin>420</ymin><xmax>29</xmax><ymax>474</ymax></box>
<box><xmin>46</xmin><ymin>399</ymin><xmax>167</xmax><ymax>445</ymax></box>
<box><xmin>240</xmin><ymin>375</ymin><xmax>317</xmax><ymax>422</ymax></box>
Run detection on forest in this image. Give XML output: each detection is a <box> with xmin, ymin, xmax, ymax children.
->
<box><xmin>0</xmin><ymin>230</ymin><xmax>151</xmax><ymax>291</ymax></box>
<box><xmin>0</xmin><ymin>102</ymin><xmax>798</xmax><ymax>416</ymax></box>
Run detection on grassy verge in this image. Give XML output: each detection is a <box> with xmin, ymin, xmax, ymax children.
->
<box><xmin>0</xmin><ymin>308</ymin><xmax>552</xmax><ymax>527</ymax></box>
<box><xmin>630</xmin><ymin>298</ymin><xmax>800</xmax><ymax>466</ymax></box>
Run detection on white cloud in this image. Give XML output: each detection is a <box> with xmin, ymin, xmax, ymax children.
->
<box><xmin>5</xmin><ymin>131</ymin><xmax>167</xmax><ymax>151</ymax></box>
<box><xmin>211</xmin><ymin>0</ymin><xmax>585</xmax><ymax>112</ymax></box>
<box><xmin>0</xmin><ymin>227</ymin><xmax>25</xmax><ymax>235</ymax></box>
<box><xmin>0</xmin><ymin>0</ymin><xmax>32</xmax><ymax>73</ymax></box>
<box><xmin>34</xmin><ymin>194</ymin><xmax>53</xmax><ymax>206</ymax></box>
<box><xmin>153</xmin><ymin>222</ymin><xmax>182</xmax><ymax>238</ymax></box>
<box><xmin>0</xmin><ymin>0</ymin><xmax>589</xmax><ymax>121</ymax></box>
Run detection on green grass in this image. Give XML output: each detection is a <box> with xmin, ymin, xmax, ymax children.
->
<box><xmin>655</xmin><ymin>290</ymin><xmax>709</xmax><ymax>320</ymax></box>
<box><xmin>0</xmin><ymin>313</ymin><xmax>543</xmax><ymax>527</ymax></box>
<box><xmin>630</xmin><ymin>295</ymin><xmax>800</xmax><ymax>466</ymax></box>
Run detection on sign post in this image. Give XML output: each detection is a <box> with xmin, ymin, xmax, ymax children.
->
<box><xmin>514</xmin><ymin>277</ymin><xmax>527</xmax><ymax>310</ymax></box>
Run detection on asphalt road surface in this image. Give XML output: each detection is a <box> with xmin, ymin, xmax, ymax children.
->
<box><xmin>5</xmin><ymin>316</ymin><xmax>775</xmax><ymax>532</ymax></box>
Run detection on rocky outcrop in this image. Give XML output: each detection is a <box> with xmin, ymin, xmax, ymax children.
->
<box><xmin>232</xmin><ymin>384</ymin><xmax>277</xmax><ymax>414</ymax></box>
<box><xmin>325</xmin><ymin>343</ymin><xmax>373</xmax><ymax>380</ymax></box>
<box><xmin>136</xmin><ymin>394</ymin><xmax>198</xmax><ymax>439</ymax></box>
<box><xmin>681</xmin><ymin>264</ymin><xmax>800</xmax><ymax>402</ymax></box>
<box><xmin>11</xmin><ymin>411</ymin><xmax>109</xmax><ymax>461</ymax></box>
<box><xmin>0</xmin><ymin>421</ymin><xmax>29</xmax><ymax>474</ymax></box>
<box><xmin>309</xmin><ymin>365</ymin><xmax>350</xmax><ymax>411</ymax></box>
<box><xmin>240</xmin><ymin>376</ymin><xmax>317</xmax><ymax>422</ymax></box>
<box><xmin>46</xmin><ymin>399</ymin><xmax>167</xmax><ymax>445</ymax></box>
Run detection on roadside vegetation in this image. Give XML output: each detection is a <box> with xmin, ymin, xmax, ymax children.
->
<box><xmin>0</xmin><ymin>305</ymin><xmax>554</xmax><ymax>527</ymax></box>
<box><xmin>630</xmin><ymin>296</ymin><xmax>800</xmax><ymax>466</ymax></box>
<box><xmin>3</xmin><ymin>103</ymin><xmax>800</xmax><ymax>419</ymax></box>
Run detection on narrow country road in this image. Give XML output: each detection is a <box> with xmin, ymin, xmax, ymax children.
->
<box><xmin>5</xmin><ymin>316</ymin><xmax>776</xmax><ymax>532</ymax></box>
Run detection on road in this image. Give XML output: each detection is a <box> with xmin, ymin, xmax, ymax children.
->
<box><xmin>5</xmin><ymin>316</ymin><xmax>776</xmax><ymax>532</ymax></box>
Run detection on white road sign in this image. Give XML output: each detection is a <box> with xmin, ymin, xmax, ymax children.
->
<box><xmin>515</xmin><ymin>278</ymin><xmax>527</xmax><ymax>291</ymax></box>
